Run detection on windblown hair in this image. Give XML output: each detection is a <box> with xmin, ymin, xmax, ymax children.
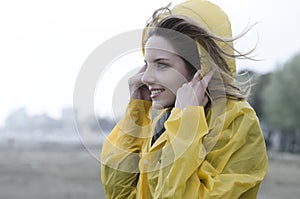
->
<box><xmin>143</xmin><ymin>7</ymin><xmax>254</xmax><ymax>101</ymax></box>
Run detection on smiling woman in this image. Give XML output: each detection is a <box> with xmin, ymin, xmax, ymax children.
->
<box><xmin>100</xmin><ymin>0</ymin><xmax>268</xmax><ymax>198</ymax></box>
<box><xmin>142</xmin><ymin>35</ymin><xmax>194</xmax><ymax>109</ymax></box>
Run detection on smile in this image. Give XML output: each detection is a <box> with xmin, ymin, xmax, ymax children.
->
<box><xmin>150</xmin><ymin>89</ymin><xmax>165</xmax><ymax>99</ymax></box>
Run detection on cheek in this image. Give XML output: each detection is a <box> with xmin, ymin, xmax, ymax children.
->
<box><xmin>163</xmin><ymin>71</ymin><xmax>188</xmax><ymax>93</ymax></box>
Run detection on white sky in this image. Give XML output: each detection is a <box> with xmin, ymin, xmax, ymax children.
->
<box><xmin>0</xmin><ymin>0</ymin><xmax>300</xmax><ymax>126</ymax></box>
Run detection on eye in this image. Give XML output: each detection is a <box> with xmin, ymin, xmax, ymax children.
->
<box><xmin>157</xmin><ymin>62</ymin><xmax>169</xmax><ymax>69</ymax></box>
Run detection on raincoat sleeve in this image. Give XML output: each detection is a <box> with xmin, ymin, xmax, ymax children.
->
<box><xmin>155</xmin><ymin>102</ymin><xmax>268</xmax><ymax>198</ymax></box>
<box><xmin>101</xmin><ymin>99</ymin><xmax>152</xmax><ymax>199</ymax></box>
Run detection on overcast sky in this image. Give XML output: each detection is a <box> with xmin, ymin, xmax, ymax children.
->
<box><xmin>0</xmin><ymin>0</ymin><xmax>299</xmax><ymax>126</ymax></box>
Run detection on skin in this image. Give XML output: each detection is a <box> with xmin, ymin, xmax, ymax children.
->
<box><xmin>129</xmin><ymin>35</ymin><xmax>214</xmax><ymax>110</ymax></box>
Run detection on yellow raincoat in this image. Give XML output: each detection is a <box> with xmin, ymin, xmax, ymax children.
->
<box><xmin>101</xmin><ymin>0</ymin><xmax>268</xmax><ymax>198</ymax></box>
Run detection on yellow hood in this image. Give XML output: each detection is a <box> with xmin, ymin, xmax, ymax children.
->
<box><xmin>143</xmin><ymin>0</ymin><xmax>236</xmax><ymax>77</ymax></box>
<box><xmin>172</xmin><ymin>0</ymin><xmax>236</xmax><ymax>76</ymax></box>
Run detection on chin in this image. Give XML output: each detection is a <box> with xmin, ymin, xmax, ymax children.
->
<box><xmin>152</xmin><ymin>100</ymin><xmax>174</xmax><ymax>110</ymax></box>
<box><xmin>152</xmin><ymin>102</ymin><xmax>165</xmax><ymax>110</ymax></box>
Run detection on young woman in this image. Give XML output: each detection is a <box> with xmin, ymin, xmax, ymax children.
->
<box><xmin>101</xmin><ymin>0</ymin><xmax>268</xmax><ymax>198</ymax></box>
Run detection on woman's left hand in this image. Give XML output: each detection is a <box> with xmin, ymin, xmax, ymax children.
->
<box><xmin>175</xmin><ymin>69</ymin><xmax>214</xmax><ymax>109</ymax></box>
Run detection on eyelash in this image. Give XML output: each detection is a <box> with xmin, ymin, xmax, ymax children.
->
<box><xmin>157</xmin><ymin>62</ymin><xmax>168</xmax><ymax>68</ymax></box>
<box><xmin>144</xmin><ymin>62</ymin><xmax>169</xmax><ymax>69</ymax></box>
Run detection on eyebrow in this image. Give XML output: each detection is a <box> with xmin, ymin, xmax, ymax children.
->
<box><xmin>144</xmin><ymin>58</ymin><xmax>170</xmax><ymax>64</ymax></box>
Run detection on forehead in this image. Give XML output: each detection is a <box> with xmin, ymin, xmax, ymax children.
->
<box><xmin>144</xmin><ymin>35</ymin><xmax>177</xmax><ymax>59</ymax></box>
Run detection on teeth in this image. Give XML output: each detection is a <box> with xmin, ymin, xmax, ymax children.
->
<box><xmin>151</xmin><ymin>89</ymin><xmax>164</xmax><ymax>95</ymax></box>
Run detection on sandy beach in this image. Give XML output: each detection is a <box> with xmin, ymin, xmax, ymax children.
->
<box><xmin>1</xmin><ymin>138</ymin><xmax>299</xmax><ymax>199</ymax></box>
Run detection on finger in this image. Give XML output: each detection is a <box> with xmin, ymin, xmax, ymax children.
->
<box><xmin>129</xmin><ymin>72</ymin><xmax>145</xmax><ymax>87</ymax></box>
<box><xmin>138</xmin><ymin>65</ymin><xmax>147</xmax><ymax>73</ymax></box>
<box><xmin>130</xmin><ymin>72</ymin><xmax>142</xmax><ymax>82</ymax></box>
<box><xmin>190</xmin><ymin>70</ymin><xmax>201</xmax><ymax>85</ymax></box>
<box><xmin>201</xmin><ymin>69</ymin><xmax>215</xmax><ymax>86</ymax></box>
<box><xmin>136</xmin><ymin>71</ymin><xmax>145</xmax><ymax>78</ymax></box>
<box><xmin>202</xmin><ymin>95</ymin><xmax>209</xmax><ymax>106</ymax></box>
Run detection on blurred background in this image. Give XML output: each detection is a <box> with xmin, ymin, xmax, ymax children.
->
<box><xmin>0</xmin><ymin>0</ymin><xmax>299</xmax><ymax>198</ymax></box>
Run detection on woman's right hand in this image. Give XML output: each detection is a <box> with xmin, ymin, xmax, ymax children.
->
<box><xmin>129</xmin><ymin>65</ymin><xmax>152</xmax><ymax>101</ymax></box>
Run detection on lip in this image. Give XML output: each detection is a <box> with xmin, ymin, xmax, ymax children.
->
<box><xmin>149</xmin><ymin>88</ymin><xmax>165</xmax><ymax>99</ymax></box>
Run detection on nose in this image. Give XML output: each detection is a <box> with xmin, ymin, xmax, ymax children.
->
<box><xmin>141</xmin><ymin>66</ymin><xmax>156</xmax><ymax>86</ymax></box>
